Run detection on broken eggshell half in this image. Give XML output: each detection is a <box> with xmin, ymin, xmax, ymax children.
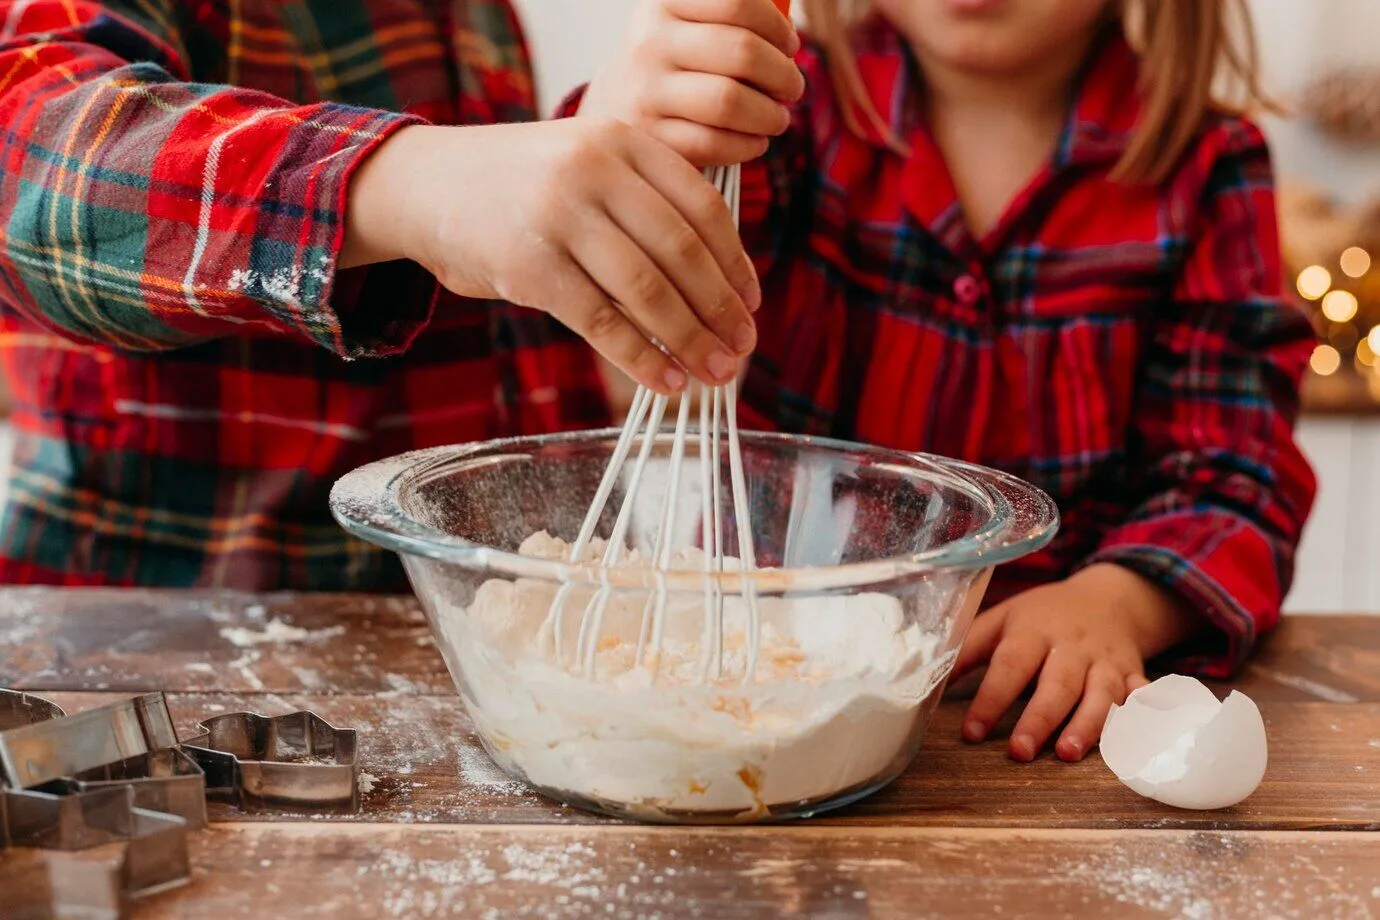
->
<box><xmin>1099</xmin><ymin>674</ymin><xmax>1267</xmax><ymax>810</ymax></box>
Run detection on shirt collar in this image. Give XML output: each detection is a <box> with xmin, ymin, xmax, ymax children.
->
<box><xmin>848</xmin><ymin>17</ymin><xmax>1143</xmax><ymax>168</ymax></box>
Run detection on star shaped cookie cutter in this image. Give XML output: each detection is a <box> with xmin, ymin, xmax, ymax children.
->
<box><xmin>181</xmin><ymin>710</ymin><xmax>359</xmax><ymax>813</ymax></box>
<box><xmin>1</xmin><ymin>689</ymin><xmax>363</xmax><ymax>914</ymax></box>
<box><xmin>0</xmin><ymin>690</ymin><xmax>193</xmax><ymax>917</ymax></box>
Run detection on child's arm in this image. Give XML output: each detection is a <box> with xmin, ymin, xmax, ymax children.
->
<box><xmin>0</xmin><ymin>2</ymin><xmax>757</xmax><ymax>393</ymax></box>
<box><xmin>1083</xmin><ymin>120</ymin><xmax>1316</xmax><ymax>674</ymax></box>
<box><xmin>954</xmin><ymin>120</ymin><xmax>1317</xmax><ymax>763</ymax></box>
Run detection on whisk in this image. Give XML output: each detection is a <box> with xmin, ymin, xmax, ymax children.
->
<box><xmin>541</xmin><ymin>163</ymin><xmax>760</xmax><ymax>686</ymax></box>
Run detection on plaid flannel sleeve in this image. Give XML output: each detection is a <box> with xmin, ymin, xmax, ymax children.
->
<box><xmin>1083</xmin><ymin>120</ymin><xmax>1318</xmax><ymax>678</ymax></box>
<box><xmin>0</xmin><ymin>1</ymin><xmax>430</xmax><ymax>358</ymax></box>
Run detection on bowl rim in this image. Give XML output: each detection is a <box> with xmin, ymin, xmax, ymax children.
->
<box><xmin>329</xmin><ymin>429</ymin><xmax>1060</xmax><ymax>592</ymax></box>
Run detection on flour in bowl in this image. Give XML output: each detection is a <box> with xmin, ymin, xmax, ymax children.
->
<box><xmin>435</xmin><ymin>532</ymin><xmax>956</xmax><ymax>819</ymax></box>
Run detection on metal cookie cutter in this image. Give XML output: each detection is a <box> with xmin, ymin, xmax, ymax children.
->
<box><xmin>182</xmin><ymin>710</ymin><xmax>359</xmax><ymax>813</ymax></box>
<box><xmin>0</xmin><ymin>688</ymin><xmax>66</xmax><ymax>730</ymax></box>
<box><xmin>1</xmin><ymin>784</ymin><xmax>191</xmax><ymax>899</ymax></box>
<box><xmin>60</xmin><ymin>747</ymin><xmax>209</xmax><ymax>830</ymax></box>
<box><xmin>0</xmin><ymin>692</ymin><xmax>179</xmax><ymax>790</ymax></box>
<box><xmin>0</xmin><ymin>690</ymin><xmax>193</xmax><ymax>918</ymax></box>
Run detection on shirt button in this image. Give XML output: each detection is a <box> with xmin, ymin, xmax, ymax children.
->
<box><xmin>953</xmin><ymin>274</ymin><xmax>982</xmax><ymax>305</ymax></box>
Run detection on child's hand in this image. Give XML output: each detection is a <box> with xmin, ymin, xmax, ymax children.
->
<box><xmin>580</xmin><ymin>0</ymin><xmax>805</xmax><ymax>167</ymax></box>
<box><xmin>953</xmin><ymin>564</ymin><xmax>1203</xmax><ymax>763</ymax></box>
<box><xmin>343</xmin><ymin>120</ymin><xmax>760</xmax><ymax>394</ymax></box>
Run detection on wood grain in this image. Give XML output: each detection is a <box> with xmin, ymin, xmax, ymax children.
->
<box><xmin>107</xmin><ymin>825</ymin><xmax>1380</xmax><ymax>919</ymax></box>
<box><xmin>0</xmin><ymin>589</ymin><xmax>452</xmax><ymax>696</ymax></box>
<box><xmin>17</xmin><ymin>690</ymin><xmax>1379</xmax><ymax>831</ymax></box>
<box><xmin>3</xmin><ymin>591</ymin><xmax>1379</xmax><ymax>918</ymax></box>
<box><xmin>3</xmin><ymin>590</ymin><xmax>1376</xmax><ymax>703</ymax></box>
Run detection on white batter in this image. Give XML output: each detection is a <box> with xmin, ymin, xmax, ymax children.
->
<box><xmin>438</xmin><ymin>532</ymin><xmax>955</xmax><ymax>818</ymax></box>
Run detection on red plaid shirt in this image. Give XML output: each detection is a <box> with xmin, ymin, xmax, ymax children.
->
<box><xmin>0</xmin><ymin>1</ymin><xmax>608</xmax><ymax>590</ymax></box>
<box><xmin>732</xmin><ymin>23</ymin><xmax>1316</xmax><ymax>675</ymax></box>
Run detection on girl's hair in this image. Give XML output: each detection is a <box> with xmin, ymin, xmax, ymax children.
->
<box><xmin>799</xmin><ymin>0</ymin><xmax>1271</xmax><ymax>184</ymax></box>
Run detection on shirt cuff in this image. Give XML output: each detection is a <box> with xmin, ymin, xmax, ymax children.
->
<box><xmin>239</xmin><ymin>106</ymin><xmax>436</xmax><ymax>359</ymax></box>
<box><xmin>1080</xmin><ymin>515</ymin><xmax>1280</xmax><ymax>678</ymax></box>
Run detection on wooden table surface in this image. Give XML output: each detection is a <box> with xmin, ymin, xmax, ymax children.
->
<box><xmin>1</xmin><ymin>590</ymin><xmax>1377</xmax><ymax>919</ymax></box>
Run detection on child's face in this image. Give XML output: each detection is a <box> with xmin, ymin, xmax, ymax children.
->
<box><xmin>874</xmin><ymin>0</ymin><xmax>1111</xmax><ymax>77</ymax></box>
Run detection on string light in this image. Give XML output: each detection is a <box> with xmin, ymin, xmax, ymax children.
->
<box><xmin>1356</xmin><ymin>336</ymin><xmax>1376</xmax><ymax>368</ymax></box>
<box><xmin>1340</xmin><ymin>246</ymin><xmax>1372</xmax><ymax>279</ymax></box>
<box><xmin>1321</xmin><ymin>289</ymin><xmax>1359</xmax><ymax>323</ymax></box>
<box><xmin>1310</xmin><ymin>343</ymin><xmax>1342</xmax><ymax>376</ymax></box>
<box><xmin>1297</xmin><ymin>265</ymin><xmax>1332</xmax><ymax>300</ymax></box>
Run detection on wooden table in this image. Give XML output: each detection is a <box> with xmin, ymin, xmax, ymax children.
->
<box><xmin>2</xmin><ymin>590</ymin><xmax>1377</xmax><ymax>919</ymax></box>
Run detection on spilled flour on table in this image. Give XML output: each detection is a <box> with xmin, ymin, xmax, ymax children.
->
<box><xmin>365</xmin><ymin>839</ymin><xmax>624</xmax><ymax>919</ymax></box>
<box><xmin>220</xmin><ymin>617</ymin><xmax>345</xmax><ymax>647</ymax></box>
<box><xmin>1060</xmin><ymin>833</ymin><xmax>1380</xmax><ymax>920</ymax></box>
<box><xmin>358</xmin><ymin>772</ymin><xmax>379</xmax><ymax>795</ymax></box>
<box><xmin>459</xmin><ymin>742</ymin><xmax>533</xmax><ymax>798</ymax></box>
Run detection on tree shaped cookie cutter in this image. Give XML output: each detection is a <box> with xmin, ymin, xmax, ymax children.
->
<box><xmin>181</xmin><ymin>710</ymin><xmax>359</xmax><ymax>813</ymax></box>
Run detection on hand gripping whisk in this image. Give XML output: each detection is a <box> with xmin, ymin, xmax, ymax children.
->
<box><xmin>540</xmin><ymin>164</ymin><xmax>760</xmax><ymax>685</ymax></box>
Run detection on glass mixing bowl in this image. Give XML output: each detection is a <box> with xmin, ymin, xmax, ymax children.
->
<box><xmin>331</xmin><ymin>429</ymin><xmax>1057</xmax><ymax>823</ymax></box>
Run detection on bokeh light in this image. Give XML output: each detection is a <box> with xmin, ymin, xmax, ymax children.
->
<box><xmin>1296</xmin><ymin>265</ymin><xmax>1332</xmax><ymax>300</ymax></box>
<box><xmin>1340</xmin><ymin>247</ymin><xmax>1371</xmax><ymax>279</ymax></box>
<box><xmin>1356</xmin><ymin>336</ymin><xmax>1375</xmax><ymax>368</ymax></box>
<box><xmin>1321</xmin><ymin>289</ymin><xmax>1359</xmax><ymax>323</ymax></box>
<box><xmin>1310</xmin><ymin>343</ymin><xmax>1341</xmax><ymax>376</ymax></box>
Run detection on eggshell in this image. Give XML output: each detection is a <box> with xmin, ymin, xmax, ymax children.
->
<box><xmin>1100</xmin><ymin>674</ymin><xmax>1268</xmax><ymax>810</ymax></box>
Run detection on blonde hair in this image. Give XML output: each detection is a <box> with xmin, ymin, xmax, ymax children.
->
<box><xmin>799</xmin><ymin>0</ymin><xmax>1271</xmax><ymax>184</ymax></box>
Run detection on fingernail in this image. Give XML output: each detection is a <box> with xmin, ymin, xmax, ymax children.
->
<box><xmin>786</xmin><ymin>29</ymin><xmax>801</xmax><ymax>54</ymax></box>
<box><xmin>663</xmin><ymin>367</ymin><xmax>687</xmax><ymax>391</ymax></box>
<box><xmin>963</xmin><ymin>720</ymin><xmax>986</xmax><ymax>743</ymax></box>
<box><xmin>1012</xmin><ymin>734</ymin><xmax>1035</xmax><ymax>761</ymax></box>
<box><xmin>1063</xmin><ymin>737</ymin><xmax>1084</xmax><ymax>760</ymax></box>
<box><xmin>778</xmin><ymin>105</ymin><xmax>792</xmax><ymax>132</ymax></box>
<box><xmin>706</xmin><ymin>351</ymin><xmax>736</xmax><ymax>382</ymax></box>
<box><xmin>731</xmin><ymin>323</ymin><xmax>756</xmax><ymax>353</ymax></box>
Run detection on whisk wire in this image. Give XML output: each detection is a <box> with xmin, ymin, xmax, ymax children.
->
<box><xmin>551</xmin><ymin>162</ymin><xmax>755</xmax><ymax>685</ymax></box>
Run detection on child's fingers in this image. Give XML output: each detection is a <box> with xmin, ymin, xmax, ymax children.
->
<box><xmin>568</xmin><ymin>213</ymin><xmax>733</xmax><ymax>386</ymax></box>
<box><xmin>1007</xmin><ymin>654</ymin><xmax>1090</xmax><ymax>762</ymax></box>
<box><xmin>622</xmin><ymin>126</ymin><xmax>762</xmax><ymax>311</ymax></box>
<box><xmin>542</xmin><ymin>262</ymin><xmax>688</xmax><ymax>396</ymax></box>
<box><xmin>654</xmin><ymin>71</ymin><xmax>792</xmax><ymax>137</ymax></box>
<box><xmin>600</xmin><ymin>169</ymin><xmax>756</xmax><ymax>366</ymax></box>
<box><xmin>1055</xmin><ymin>662</ymin><xmax>1133</xmax><ymax>762</ymax></box>
<box><xmin>953</xmin><ymin>606</ymin><xmax>1006</xmax><ymax>678</ymax></box>
<box><xmin>662</xmin><ymin>22</ymin><xmax>805</xmax><ymax>103</ymax></box>
<box><xmin>665</xmin><ymin>0</ymin><xmax>800</xmax><ymax>55</ymax></box>
<box><xmin>962</xmin><ymin>633</ymin><xmax>1047</xmax><ymax>743</ymax></box>
<box><xmin>651</xmin><ymin>118</ymin><xmax>770</xmax><ymax>168</ymax></box>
